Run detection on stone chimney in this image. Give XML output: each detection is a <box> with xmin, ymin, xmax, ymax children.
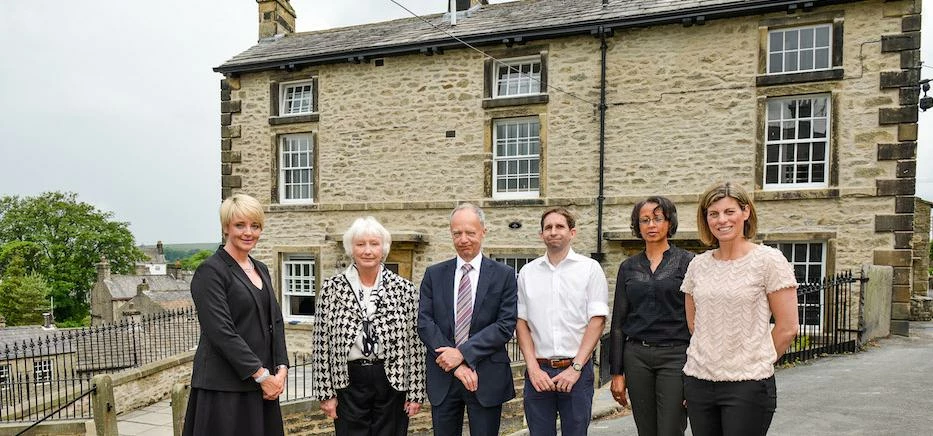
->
<box><xmin>96</xmin><ymin>256</ymin><xmax>111</xmax><ymax>282</ymax></box>
<box><xmin>42</xmin><ymin>312</ymin><xmax>54</xmax><ymax>329</ymax></box>
<box><xmin>257</xmin><ymin>0</ymin><xmax>296</xmax><ymax>40</ymax></box>
<box><xmin>451</xmin><ymin>0</ymin><xmax>488</xmax><ymax>12</ymax></box>
<box><xmin>137</xmin><ymin>278</ymin><xmax>150</xmax><ymax>296</ymax></box>
<box><xmin>156</xmin><ymin>240</ymin><xmax>164</xmax><ymax>255</ymax></box>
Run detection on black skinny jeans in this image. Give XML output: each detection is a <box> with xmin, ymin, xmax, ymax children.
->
<box><xmin>623</xmin><ymin>341</ymin><xmax>688</xmax><ymax>436</ymax></box>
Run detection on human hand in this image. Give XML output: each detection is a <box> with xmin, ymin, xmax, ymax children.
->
<box><xmin>610</xmin><ymin>374</ymin><xmax>628</xmax><ymax>406</ymax></box>
<box><xmin>259</xmin><ymin>370</ymin><xmax>285</xmax><ymax>400</ymax></box>
<box><xmin>404</xmin><ymin>401</ymin><xmax>422</xmax><ymax>417</ymax></box>
<box><xmin>454</xmin><ymin>365</ymin><xmax>478</xmax><ymax>392</ymax></box>
<box><xmin>320</xmin><ymin>397</ymin><xmax>338</xmax><ymax>419</ymax></box>
<box><xmin>434</xmin><ymin>346</ymin><xmax>465</xmax><ymax>372</ymax></box>
<box><xmin>527</xmin><ymin>366</ymin><xmax>554</xmax><ymax>393</ymax></box>
<box><xmin>550</xmin><ymin>367</ymin><xmax>581</xmax><ymax>393</ymax></box>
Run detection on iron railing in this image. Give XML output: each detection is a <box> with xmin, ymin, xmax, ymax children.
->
<box><xmin>0</xmin><ymin>308</ymin><xmax>199</xmax><ymax>422</ymax></box>
<box><xmin>777</xmin><ymin>270</ymin><xmax>865</xmax><ymax>365</ymax></box>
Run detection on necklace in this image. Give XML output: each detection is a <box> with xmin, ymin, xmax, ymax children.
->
<box><xmin>239</xmin><ymin>259</ymin><xmax>255</xmax><ymax>273</ymax></box>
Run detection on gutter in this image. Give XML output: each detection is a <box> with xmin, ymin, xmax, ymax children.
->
<box><xmin>215</xmin><ymin>0</ymin><xmax>859</xmax><ymax>74</ymax></box>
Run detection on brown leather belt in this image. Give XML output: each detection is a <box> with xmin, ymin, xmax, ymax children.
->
<box><xmin>536</xmin><ymin>358</ymin><xmax>573</xmax><ymax>369</ymax></box>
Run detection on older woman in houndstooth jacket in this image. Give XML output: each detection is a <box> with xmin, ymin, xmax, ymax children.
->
<box><xmin>311</xmin><ymin>216</ymin><xmax>426</xmax><ymax>436</ymax></box>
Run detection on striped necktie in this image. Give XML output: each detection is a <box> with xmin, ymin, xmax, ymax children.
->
<box><xmin>455</xmin><ymin>263</ymin><xmax>473</xmax><ymax>346</ymax></box>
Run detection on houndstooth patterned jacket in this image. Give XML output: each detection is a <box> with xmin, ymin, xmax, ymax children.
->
<box><xmin>310</xmin><ymin>266</ymin><xmax>426</xmax><ymax>403</ymax></box>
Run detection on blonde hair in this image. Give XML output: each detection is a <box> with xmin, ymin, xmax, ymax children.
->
<box><xmin>342</xmin><ymin>216</ymin><xmax>392</xmax><ymax>261</ymax></box>
<box><xmin>696</xmin><ymin>182</ymin><xmax>757</xmax><ymax>246</ymax></box>
<box><xmin>219</xmin><ymin>194</ymin><xmax>265</xmax><ymax>231</ymax></box>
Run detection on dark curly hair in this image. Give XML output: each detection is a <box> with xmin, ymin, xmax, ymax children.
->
<box><xmin>629</xmin><ymin>196</ymin><xmax>678</xmax><ymax>240</ymax></box>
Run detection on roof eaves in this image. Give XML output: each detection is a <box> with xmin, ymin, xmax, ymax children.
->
<box><xmin>214</xmin><ymin>0</ymin><xmax>862</xmax><ymax>75</ymax></box>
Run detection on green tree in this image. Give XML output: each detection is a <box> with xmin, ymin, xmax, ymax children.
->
<box><xmin>180</xmin><ymin>249</ymin><xmax>213</xmax><ymax>271</ymax></box>
<box><xmin>0</xmin><ymin>254</ymin><xmax>51</xmax><ymax>326</ymax></box>
<box><xmin>0</xmin><ymin>240</ymin><xmax>45</xmax><ymax>276</ymax></box>
<box><xmin>0</xmin><ymin>192</ymin><xmax>145</xmax><ymax>324</ymax></box>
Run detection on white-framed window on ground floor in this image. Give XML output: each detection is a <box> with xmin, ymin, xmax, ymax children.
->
<box><xmin>766</xmin><ymin>241</ymin><xmax>825</xmax><ymax>330</ymax></box>
<box><xmin>492</xmin><ymin>255</ymin><xmax>537</xmax><ymax>278</ymax></box>
<box><xmin>33</xmin><ymin>360</ymin><xmax>52</xmax><ymax>383</ymax></box>
<box><xmin>282</xmin><ymin>254</ymin><xmax>316</xmax><ymax>322</ymax></box>
<box><xmin>0</xmin><ymin>364</ymin><xmax>11</xmax><ymax>390</ymax></box>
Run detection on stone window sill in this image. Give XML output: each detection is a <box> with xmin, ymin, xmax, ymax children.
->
<box><xmin>756</xmin><ymin>69</ymin><xmax>844</xmax><ymax>87</ymax></box>
<box><xmin>269</xmin><ymin>113</ymin><xmax>320</xmax><ymax>125</ymax></box>
<box><xmin>482</xmin><ymin>94</ymin><xmax>548</xmax><ymax>109</ymax></box>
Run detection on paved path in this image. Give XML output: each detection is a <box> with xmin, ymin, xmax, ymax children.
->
<box><xmin>585</xmin><ymin>321</ymin><xmax>933</xmax><ymax>436</ymax></box>
<box><xmin>117</xmin><ymin>400</ymin><xmax>173</xmax><ymax>436</ymax></box>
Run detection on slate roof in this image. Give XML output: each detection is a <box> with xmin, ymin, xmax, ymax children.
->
<box><xmin>0</xmin><ymin>326</ymin><xmax>77</xmax><ymax>358</ymax></box>
<box><xmin>216</xmin><ymin>0</ymin><xmax>858</xmax><ymax>73</ymax></box>
<box><xmin>103</xmin><ymin>274</ymin><xmax>191</xmax><ymax>300</ymax></box>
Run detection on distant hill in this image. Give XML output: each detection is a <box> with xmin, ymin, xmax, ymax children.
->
<box><xmin>139</xmin><ymin>242</ymin><xmax>219</xmax><ymax>262</ymax></box>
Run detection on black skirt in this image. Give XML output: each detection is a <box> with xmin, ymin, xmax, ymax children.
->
<box><xmin>182</xmin><ymin>388</ymin><xmax>285</xmax><ymax>436</ymax></box>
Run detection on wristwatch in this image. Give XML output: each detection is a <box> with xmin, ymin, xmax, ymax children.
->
<box><xmin>253</xmin><ymin>368</ymin><xmax>271</xmax><ymax>383</ymax></box>
<box><xmin>571</xmin><ymin>362</ymin><xmax>583</xmax><ymax>372</ymax></box>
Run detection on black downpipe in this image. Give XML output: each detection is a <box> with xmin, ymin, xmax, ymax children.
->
<box><xmin>592</xmin><ymin>28</ymin><xmax>609</xmax><ymax>263</ymax></box>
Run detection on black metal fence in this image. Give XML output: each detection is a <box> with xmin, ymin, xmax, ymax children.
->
<box><xmin>776</xmin><ymin>270</ymin><xmax>864</xmax><ymax>365</ymax></box>
<box><xmin>0</xmin><ymin>308</ymin><xmax>199</xmax><ymax>422</ymax></box>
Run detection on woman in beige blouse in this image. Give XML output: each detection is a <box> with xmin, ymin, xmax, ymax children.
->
<box><xmin>681</xmin><ymin>182</ymin><xmax>799</xmax><ymax>436</ymax></box>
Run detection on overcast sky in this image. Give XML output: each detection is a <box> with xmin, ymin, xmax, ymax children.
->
<box><xmin>0</xmin><ymin>0</ymin><xmax>930</xmax><ymax>245</ymax></box>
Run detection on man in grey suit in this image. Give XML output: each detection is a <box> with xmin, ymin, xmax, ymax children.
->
<box><xmin>418</xmin><ymin>203</ymin><xmax>518</xmax><ymax>436</ymax></box>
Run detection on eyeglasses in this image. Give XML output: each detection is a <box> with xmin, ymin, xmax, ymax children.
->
<box><xmin>638</xmin><ymin>217</ymin><xmax>667</xmax><ymax>225</ymax></box>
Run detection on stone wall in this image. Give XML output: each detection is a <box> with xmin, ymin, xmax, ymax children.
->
<box><xmin>219</xmin><ymin>0</ymin><xmax>921</xmax><ymax>342</ymax></box>
<box><xmin>110</xmin><ymin>352</ymin><xmax>194</xmax><ymax>414</ymax></box>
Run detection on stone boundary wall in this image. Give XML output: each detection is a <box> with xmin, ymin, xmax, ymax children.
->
<box><xmin>110</xmin><ymin>351</ymin><xmax>194</xmax><ymax>415</ymax></box>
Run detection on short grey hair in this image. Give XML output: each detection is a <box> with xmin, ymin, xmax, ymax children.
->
<box><xmin>342</xmin><ymin>216</ymin><xmax>392</xmax><ymax>261</ymax></box>
<box><xmin>449</xmin><ymin>202</ymin><xmax>486</xmax><ymax>227</ymax></box>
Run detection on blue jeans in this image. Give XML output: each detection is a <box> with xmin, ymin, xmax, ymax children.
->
<box><xmin>523</xmin><ymin>360</ymin><xmax>595</xmax><ymax>436</ymax></box>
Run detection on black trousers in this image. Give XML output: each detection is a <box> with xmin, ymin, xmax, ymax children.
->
<box><xmin>623</xmin><ymin>341</ymin><xmax>688</xmax><ymax>436</ymax></box>
<box><xmin>683</xmin><ymin>375</ymin><xmax>776</xmax><ymax>436</ymax></box>
<box><xmin>431</xmin><ymin>377</ymin><xmax>502</xmax><ymax>436</ymax></box>
<box><xmin>335</xmin><ymin>361</ymin><xmax>408</xmax><ymax>436</ymax></box>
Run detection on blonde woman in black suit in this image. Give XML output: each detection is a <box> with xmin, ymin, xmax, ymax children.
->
<box><xmin>311</xmin><ymin>216</ymin><xmax>426</xmax><ymax>436</ymax></box>
<box><xmin>183</xmin><ymin>193</ymin><xmax>289</xmax><ymax>436</ymax></box>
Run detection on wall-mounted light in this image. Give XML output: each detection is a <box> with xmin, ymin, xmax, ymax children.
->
<box><xmin>508</xmin><ymin>221</ymin><xmax>522</xmax><ymax>229</ymax></box>
<box><xmin>919</xmin><ymin>79</ymin><xmax>932</xmax><ymax>112</ymax></box>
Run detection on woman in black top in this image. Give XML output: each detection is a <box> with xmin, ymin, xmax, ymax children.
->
<box><xmin>608</xmin><ymin>196</ymin><xmax>694</xmax><ymax>436</ymax></box>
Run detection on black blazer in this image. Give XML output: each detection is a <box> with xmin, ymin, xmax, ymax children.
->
<box><xmin>190</xmin><ymin>248</ymin><xmax>288</xmax><ymax>392</ymax></box>
<box><xmin>417</xmin><ymin>256</ymin><xmax>517</xmax><ymax>407</ymax></box>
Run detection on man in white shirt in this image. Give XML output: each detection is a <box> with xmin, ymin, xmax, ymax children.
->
<box><xmin>516</xmin><ymin>207</ymin><xmax>609</xmax><ymax>436</ymax></box>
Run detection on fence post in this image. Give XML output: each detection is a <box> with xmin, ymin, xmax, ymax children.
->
<box><xmin>91</xmin><ymin>374</ymin><xmax>118</xmax><ymax>436</ymax></box>
<box><xmin>171</xmin><ymin>382</ymin><xmax>190</xmax><ymax>436</ymax></box>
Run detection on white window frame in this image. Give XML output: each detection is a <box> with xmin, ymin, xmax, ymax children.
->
<box><xmin>278</xmin><ymin>134</ymin><xmax>314</xmax><ymax>204</ymax></box>
<box><xmin>767</xmin><ymin>241</ymin><xmax>826</xmax><ymax>331</ymax></box>
<box><xmin>0</xmin><ymin>364</ymin><xmax>11</xmax><ymax>390</ymax></box>
<box><xmin>281</xmin><ymin>254</ymin><xmax>316</xmax><ymax>322</ymax></box>
<box><xmin>767</xmin><ymin>24</ymin><xmax>832</xmax><ymax>74</ymax></box>
<box><xmin>492</xmin><ymin>117</ymin><xmax>541</xmax><ymax>200</ymax></box>
<box><xmin>763</xmin><ymin>95</ymin><xmax>830</xmax><ymax>190</ymax></box>
<box><xmin>279</xmin><ymin>80</ymin><xmax>315</xmax><ymax>116</ymax></box>
<box><xmin>493</xmin><ymin>56</ymin><xmax>542</xmax><ymax>98</ymax></box>
<box><xmin>33</xmin><ymin>360</ymin><xmax>52</xmax><ymax>383</ymax></box>
<box><xmin>492</xmin><ymin>255</ymin><xmax>538</xmax><ymax>278</ymax></box>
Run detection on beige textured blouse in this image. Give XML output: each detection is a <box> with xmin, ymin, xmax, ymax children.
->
<box><xmin>681</xmin><ymin>244</ymin><xmax>797</xmax><ymax>381</ymax></box>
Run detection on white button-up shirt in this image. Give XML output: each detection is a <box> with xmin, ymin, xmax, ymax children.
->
<box><xmin>517</xmin><ymin>249</ymin><xmax>609</xmax><ymax>359</ymax></box>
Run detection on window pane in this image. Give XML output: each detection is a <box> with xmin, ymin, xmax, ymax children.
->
<box><xmin>770</xmin><ymin>32</ymin><xmax>783</xmax><ymax>51</ymax></box>
<box><xmin>815</xmin><ymin>48</ymin><xmax>829</xmax><ymax>69</ymax></box>
<box><xmin>815</xmin><ymin>26</ymin><xmax>830</xmax><ymax>47</ymax></box>
<box><xmin>766</xmin><ymin>144</ymin><xmax>779</xmax><ymax>163</ymax></box>
<box><xmin>800</xmin><ymin>49</ymin><xmax>813</xmax><ymax>70</ymax></box>
<box><xmin>800</xmin><ymin>28</ymin><xmax>814</xmax><ymax>48</ymax></box>
<box><xmin>799</xmin><ymin>120</ymin><xmax>811</xmax><ymax>139</ymax></box>
<box><xmin>809</xmin><ymin>243</ymin><xmax>822</xmax><ymax>261</ymax></box>
<box><xmin>784</xmin><ymin>52</ymin><xmax>798</xmax><ymax>71</ymax></box>
<box><xmin>766</xmin><ymin>166</ymin><xmax>778</xmax><ymax>184</ymax></box>
<box><xmin>784</xmin><ymin>30</ymin><xmax>799</xmax><ymax>50</ymax></box>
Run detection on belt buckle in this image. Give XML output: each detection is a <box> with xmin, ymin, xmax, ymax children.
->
<box><xmin>359</xmin><ymin>359</ymin><xmax>374</xmax><ymax>366</ymax></box>
<box><xmin>550</xmin><ymin>359</ymin><xmax>562</xmax><ymax>368</ymax></box>
<box><xmin>641</xmin><ymin>340</ymin><xmax>650</xmax><ymax>347</ymax></box>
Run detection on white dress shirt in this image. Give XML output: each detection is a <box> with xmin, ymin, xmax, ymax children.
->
<box><xmin>517</xmin><ymin>249</ymin><xmax>609</xmax><ymax>359</ymax></box>
<box><xmin>453</xmin><ymin>254</ymin><xmax>483</xmax><ymax>320</ymax></box>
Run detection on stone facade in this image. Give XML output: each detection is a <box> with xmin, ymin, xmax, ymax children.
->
<box><xmin>217</xmin><ymin>0</ymin><xmax>922</xmax><ymax>341</ymax></box>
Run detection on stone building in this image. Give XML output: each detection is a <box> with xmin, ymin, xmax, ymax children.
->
<box><xmin>89</xmin><ymin>257</ymin><xmax>193</xmax><ymax>326</ymax></box>
<box><xmin>214</xmin><ymin>0</ymin><xmax>924</xmax><ymax>340</ymax></box>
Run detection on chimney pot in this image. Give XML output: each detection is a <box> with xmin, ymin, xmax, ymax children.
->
<box><xmin>96</xmin><ymin>256</ymin><xmax>111</xmax><ymax>282</ymax></box>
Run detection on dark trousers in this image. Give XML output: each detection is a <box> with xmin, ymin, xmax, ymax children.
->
<box><xmin>683</xmin><ymin>375</ymin><xmax>776</xmax><ymax>436</ymax></box>
<box><xmin>523</xmin><ymin>361</ymin><xmax>595</xmax><ymax>436</ymax></box>
<box><xmin>431</xmin><ymin>376</ymin><xmax>502</xmax><ymax>436</ymax></box>
<box><xmin>622</xmin><ymin>341</ymin><xmax>688</xmax><ymax>436</ymax></box>
<box><xmin>335</xmin><ymin>362</ymin><xmax>408</xmax><ymax>436</ymax></box>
